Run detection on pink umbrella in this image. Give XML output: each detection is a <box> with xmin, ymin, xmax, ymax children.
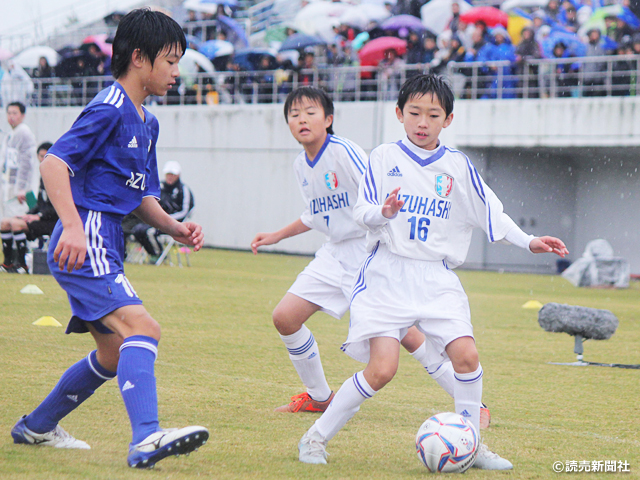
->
<box><xmin>460</xmin><ymin>6</ymin><xmax>509</xmax><ymax>27</ymax></box>
<box><xmin>82</xmin><ymin>34</ymin><xmax>113</xmax><ymax>57</ymax></box>
<box><xmin>358</xmin><ymin>36</ymin><xmax>407</xmax><ymax>67</ymax></box>
<box><xmin>0</xmin><ymin>47</ymin><xmax>12</xmax><ymax>61</ymax></box>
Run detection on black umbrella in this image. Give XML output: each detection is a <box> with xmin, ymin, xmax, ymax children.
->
<box><xmin>279</xmin><ymin>33</ymin><xmax>326</xmax><ymax>52</ymax></box>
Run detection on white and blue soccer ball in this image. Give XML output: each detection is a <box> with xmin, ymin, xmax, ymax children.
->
<box><xmin>415</xmin><ymin>412</ymin><xmax>479</xmax><ymax>473</ymax></box>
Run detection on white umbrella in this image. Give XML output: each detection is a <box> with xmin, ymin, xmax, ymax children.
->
<box><xmin>361</xmin><ymin>0</ymin><xmax>396</xmax><ymax>6</ymax></box>
<box><xmin>12</xmin><ymin>45</ymin><xmax>60</xmax><ymax>69</ymax></box>
<box><xmin>294</xmin><ymin>1</ymin><xmax>351</xmax><ymax>37</ymax></box>
<box><xmin>500</xmin><ymin>0</ymin><xmax>547</xmax><ymax>12</ymax></box>
<box><xmin>340</xmin><ymin>4</ymin><xmax>391</xmax><ymax>30</ymax></box>
<box><xmin>180</xmin><ymin>48</ymin><xmax>215</xmax><ymax>74</ymax></box>
<box><xmin>183</xmin><ymin>0</ymin><xmax>217</xmax><ymax>14</ymax></box>
<box><xmin>421</xmin><ymin>0</ymin><xmax>472</xmax><ymax>35</ymax></box>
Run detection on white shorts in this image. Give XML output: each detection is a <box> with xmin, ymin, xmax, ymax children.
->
<box><xmin>3</xmin><ymin>198</ymin><xmax>29</xmax><ymax>218</ymax></box>
<box><xmin>288</xmin><ymin>237</ymin><xmax>367</xmax><ymax>319</ymax></box>
<box><xmin>343</xmin><ymin>243</ymin><xmax>473</xmax><ymax>364</ymax></box>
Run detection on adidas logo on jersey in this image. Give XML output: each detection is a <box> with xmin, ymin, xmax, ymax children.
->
<box><xmin>302</xmin><ymin>178</ymin><xmax>308</xmax><ymax>187</ymax></box>
<box><xmin>128</xmin><ymin>136</ymin><xmax>138</xmax><ymax>148</ymax></box>
<box><xmin>122</xmin><ymin>380</ymin><xmax>135</xmax><ymax>392</ymax></box>
<box><xmin>387</xmin><ymin>166</ymin><xmax>402</xmax><ymax>177</ymax></box>
<box><xmin>67</xmin><ymin>395</ymin><xmax>78</xmax><ymax>403</ymax></box>
<box><xmin>460</xmin><ymin>409</ymin><xmax>471</xmax><ymax>418</ymax></box>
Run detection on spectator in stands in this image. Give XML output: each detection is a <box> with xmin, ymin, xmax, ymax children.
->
<box><xmin>612</xmin><ymin>36</ymin><xmax>635</xmax><ymax>96</ymax></box>
<box><xmin>486</xmin><ymin>27</ymin><xmax>517</xmax><ymax>99</ymax></box>
<box><xmin>614</xmin><ymin>15</ymin><xmax>636</xmax><ymax>43</ymax></box>
<box><xmin>256</xmin><ymin>55</ymin><xmax>275</xmax><ymax>103</ymax></box>
<box><xmin>132</xmin><ymin>161</ymin><xmax>194</xmax><ymax>262</ymax></box>
<box><xmin>551</xmin><ymin>41</ymin><xmax>579</xmax><ymax>97</ymax></box>
<box><xmin>406</xmin><ymin>31</ymin><xmax>425</xmax><ymax>64</ymax></box>
<box><xmin>422</xmin><ymin>34</ymin><xmax>439</xmax><ymax>64</ymax></box>
<box><xmin>378</xmin><ymin>48</ymin><xmax>405</xmax><ymax>100</ymax></box>
<box><xmin>0</xmin><ymin>61</ymin><xmax>34</xmax><ymax>107</ymax></box>
<box><xmin>604</xmin><ymin>14</ymin><xmax>618</xmax><ymax>41</ymax></box>
<box><xmin>583</xmin><ymin>28</ymin><xmax>607</xmax><ymax>97</ymax></box>
<box><xmin>449</xmin><ymin>1</ymin><xmax>462</xmax><ymax>34</ymax></box>
<box><xmin>545</xmin><ymin>0</ymin><xmax>562</xmax><ymax>24</ymax></box>
<box><xmin>560</xmin><ymin>4</ymin><xmax>579</xmax><ymax>33</ymax></box>
<box><xmin>531</xmin><ymin>10</ymin><xmax>548</xmax><ymax>38</ymax></box>
<box><xmin>515</xmin><ymin>26</ymin><xmax>543</xmax><ymax>96</ymax></box>
<box><xmin>0</xmin><ymin>142</ymin><xmax>56</xmax><ymax>274</ymax></box>
<box><xmin>633</xmin><ymin>32</ymin><xmax>640</xmax><ymax>54</ymax></box>
<box><xmin>32</xmin><ymin>57</ymin><xmax>54</xmax><ymax>106</ymax></box>
<box><xmin>297</xmin><ymin>51</ymin><xmax>317</xmax><ymax>86</ymax></box>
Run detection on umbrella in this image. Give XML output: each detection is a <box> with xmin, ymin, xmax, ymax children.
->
<box><xmin>12</xmin><ymin>45</ymin><xmax>61</xmax><ymax>69</ymax></box>
<box><xmin>507</xmin><ymin>14</ymin><xmax>532</xmax><ymax>45</ymax></box>
<box><xmin>361</xmin><ymin>0</ymin><xmax>396</xmax><ymax>5</ymax></box>
<box><xmin>198</xmin><ymin>40</ymin><xmax>234</xmax><ymax>59</ymax></box>
<box><xmin>294</xmin><ymin>2</ymin><xmax>350</xmax><ymax>41</ymax></box>
<box><xmin>217</xmin><ymin>15</ymin><xmax>249</xmax><ymax>49</ymax></box>
<box><xmin>460</xmin><ymin>6</ymin><xmax>509</xmax><ymax>27</ymax></box>
<box><xmin>352</xmin><ymin>31</ymin><xmax>370</xmax><ymax>51</ymax></box>
<box><xmin>279</xmin><ymin>33</ymin><xmax>326</xmax><ymax>52</ymax></box>
<box><xmin>358</xmin><ymin>36</ymin><xmax>407</xmax><ymax>66</ymax></box>
<box><xmin>381</xmin><ymin>14</ymin><xmax>426</xmax><ymax>32</ymax></box>
<box><xmin>264</xmin><ymin>25</ymin><xmax>289</xmax><ymax>45</ymax></box>
<box><xmin>0</xmin><ymin>47</ymin><xmax>12</xmax><ymax>61</ymax></box>
<box><xmin>340</xmin><ymin>4</ymin><xmax>390</xmax><ymax>30</ymax></box>
<box><xmin>542</xmin><ymin>29</ymin><xmax>586</xmax><ymax>57</ymax></box>
<box><xmin>55</xmin><ymin>51</ymin><xmax>93</xmax><ymax>77</ymax></box>
<box><xmin>421</xmin><ymin>0</ymin><xmax>472</xmax><ymax>35</ymax></box>
<box><xmin>500</xmin><ymin>0</ymin><xmax>547</xmax><ymax>12</ymax></box>
<box><xmin>82</xmin><ymin>34</ymin><xmax>113</xmax><ymax>57</ymax></box>
<box><xmin>183</xmin><ymin>0</ymin><xmax>237</xmax><ymax>13</ymax></box>
<box><xmin>233</xmin><ymin>48</ymin><xmax>277</xmax><ymax>70</ymax></box>
<box><xmin>180</xmin><ymin>48</ymin><xmax>215</xmax><ymax>73</ymax></box>
<box><xmin>185</xmin><ymin>34</ymin><xmax>203</xmax><ymax>50</ymax></box>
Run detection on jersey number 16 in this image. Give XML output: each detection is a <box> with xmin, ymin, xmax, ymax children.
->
<box><xmin>408</xmin><ymin>216</ymin><xmax>430</xmax><ymax>242</ymax></box>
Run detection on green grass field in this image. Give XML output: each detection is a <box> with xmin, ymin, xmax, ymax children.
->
<box><xmin>1</xmin><ymin>248</ymin><xmax>638</xmax><ymax>480</ymax></box>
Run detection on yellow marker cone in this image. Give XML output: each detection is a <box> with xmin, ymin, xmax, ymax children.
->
<box><xmin>33</xmin><ymin>316</ymin><xmax>62</xmax><ymax>327</ymax></box>
<box><xmin>522</xmin><ymin>300</ymin><xmax>544</xmax><ymax>310</ymax></box>
<box><xmin>21</xmin><ymin>284</ymin><xmax>44</xmax><ymax>294</ymax></box>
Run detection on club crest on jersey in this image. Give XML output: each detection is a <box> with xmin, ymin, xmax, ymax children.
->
<box><xmin>435</xmin><ymin>174</ymin><xmax>454</xmax><ymax>198</ymax></box>
<box><xmin>325</xmin><ymin>171</ymin><xmax>339</xmax><ymax>191</ymax></box>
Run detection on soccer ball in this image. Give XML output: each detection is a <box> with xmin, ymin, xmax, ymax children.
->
<box><xmin>415</xmin><ymin>412</ymin><xmax>479</xmax><ymax>473</ymax></box>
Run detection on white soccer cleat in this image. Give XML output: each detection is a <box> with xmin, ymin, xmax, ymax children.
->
<box><xmin>127</xmin><ymin>426</ymin><xmax>209</xmax><ymax>469</ymax></box>
<box><xmin>298</xmin><ymin>428</ymin><xmax>328</xmax><ymax>464</ymax></box>
<box><xmin>11</xmin><ymin>415</ymin><xmax>90</xmax><ymax>449</ymax></box>
<box><xmin>472</xmin><ymin>443</ymin><xmax>513</xmax><ymax>470</ymax></box>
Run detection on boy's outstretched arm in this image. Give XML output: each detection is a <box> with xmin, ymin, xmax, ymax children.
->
<box><xmin>40</xmin><ymin>156</ymin><xmax>86</xmax><ymax>272</ymax></box>
<box><xmin>529</xmin><ymin>236</ymin><xmax>569</xmax><ymax>257</ymax></box>
<box><xmin>133</xmin><ymin>197</ymin><xmax>204</xmax><ymax>251</ymax></box>
<box><xmin>251</xmin><ymin>218</ymin><xmax>310</xmax><ymax>255</ymax></box>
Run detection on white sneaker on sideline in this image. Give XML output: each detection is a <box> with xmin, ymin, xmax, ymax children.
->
<box><xmin>472</xmin><ymin>443</ymin><xmax>513</xmax><ymax>470</ymax></box>
<box><xmin>11</xmin><ymin>415</ymin><xmax>90</xmax><ymax>449</ymax></box>
<box><xmin>127</xmin><ymin>426</ymin><xmax>209</xmax><ymax>469</ymax></box>
<box><xmin>298</xmin><ymin>427</ymin><xmax>328</xmax><ymax>464</ymax></box>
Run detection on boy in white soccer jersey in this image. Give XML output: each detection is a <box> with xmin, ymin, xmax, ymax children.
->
<box><xmin>297</xmin><ymin>74</ymin><xmax>569</xmax><ymax>469</ymax></box>
<box><xmin>251</xmin><ymin>87</ymin><xmax>474</xmax><ymax>417</ymax></box>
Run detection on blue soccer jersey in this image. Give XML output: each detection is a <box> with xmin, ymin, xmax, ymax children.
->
<box><xmin>47</xmin><ymin>83</ymin><xmax>161</xmax><ymax>216</ymax></box>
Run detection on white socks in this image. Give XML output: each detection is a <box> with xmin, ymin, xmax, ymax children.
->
<box><xmin>314</xmin><ymin>371</ymin><xmax>376</xmax><ymax>441</ymax></box>
<box><xmin>280</xmin><ymin>325</ymin><xmax>332</xmax><ymax>402</ymax></box>
<box><xmin>410</xmin><ymin>341</ymin><xmax>456</xmax><ymax>398</ymax></box>
<box><xmin>454</xmin><ymin>365</ymin><xmax>483</xmax><ymax>434</ymax></box>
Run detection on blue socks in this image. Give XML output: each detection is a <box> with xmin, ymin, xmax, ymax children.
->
<box><xmin>25</xmin><ymin>350</ymin><xmax>116</xmax><ymax>434</ymax></box>
<box><xmin>117</xmin><ymin>335</ymin><xmax>160</xmax><ymax>445</ymax></box>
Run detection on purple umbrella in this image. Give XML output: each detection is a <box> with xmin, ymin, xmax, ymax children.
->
<box><xmin>380</xmin><ymin>14</ymin><xmax>426</xmax><ymax>32</ymax></box>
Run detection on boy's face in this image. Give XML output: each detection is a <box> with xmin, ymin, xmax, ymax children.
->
<box><xmin>138</xmin><ymin>45</ymin><xmax>182</xmax><ymax>97</ymax></box>
<box><xmin>7</xmin><ymin>106</ymin><xmax>24</xmax><ymax>128</ymax></box>
<box><xmin>396</xmin><ymin>93</ymin><xmax>453</xmax><ymax>151</ymax></box>
<box><xmin>287</xmin><ymin>97</ymin><xmax>332</xmax><ymax>147</ymax></box>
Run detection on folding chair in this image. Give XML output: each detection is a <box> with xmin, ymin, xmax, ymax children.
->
<box><xmin>155</xmin><ymin>235</ymin><xmax>191</xmax><ymax>267</ymax></box>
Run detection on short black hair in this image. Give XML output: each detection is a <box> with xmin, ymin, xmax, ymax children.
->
<box><xmin>284</xmin><ymin>86</ymin><xmax>335</xmax><ymax>135</ymax></box>
<box><xmin>397</xmin><ymin>74</ymin><xmax>454</xmax><ymax>117</ymax></box>
<box><xmin>37</xmin><ymin>142</ymin><xmax>53</xmax><ymax>152</ymax></box>
<box><xmin>111</xmin><ymin>8</ymin><xmax>186</xmax><ymax>79</ymax></box>
<box><xmin>7</xmin><ymin>102</ymin><xmax>26</xmax><ymax>114</ymax></box>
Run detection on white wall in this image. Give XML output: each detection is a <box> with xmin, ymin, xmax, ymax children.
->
<box><xmin>6</xmin><ymin>96</ymin><xmax>639</xmax><ymax>273</ymax></box>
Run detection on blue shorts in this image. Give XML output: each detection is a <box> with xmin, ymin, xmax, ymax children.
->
<box><xmin>48</xmin><ymin>208</ymin><xmax>143</xmax><ymax>334</ymax></box>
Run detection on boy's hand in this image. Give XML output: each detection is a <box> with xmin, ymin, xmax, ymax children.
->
<box><xmin>382</xmin><ymin>187</ymin><xmax>404</xmax><ymax>219</ymax></box>
<box><xmin>529</xmin><ymin>236</ymin><xmax>569</xmax><ymax>257</ymax></box>
<box><xmin>171</xmin><ymin>221</ymin><xmax>204</xmax><ymax>251</ymax></box>
<box><xmin>54</xmin><ymin>223</ymin><xmax>86</xmax><ymax>272</ymax></box>
<box><xmin>251</xmin><ymin>232</ymin><xmax>280</xmax><ymax>255</ymax></box>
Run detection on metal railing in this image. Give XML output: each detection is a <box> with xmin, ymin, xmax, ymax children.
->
<box><xmin>16</xmin><ymin>54</ymin><xmax>640</xmax><ymax>107</ymax></box>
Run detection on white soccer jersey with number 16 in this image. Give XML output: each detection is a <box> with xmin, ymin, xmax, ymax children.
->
<box><xmin>354</xmin><ymin>137</ymin><xmax>520</xmax><ymax>267</ymax></box>
<box><xmin>295</xmin><ymin>134</ymin><xmax>368</xmax><ymax>243</ymax></box>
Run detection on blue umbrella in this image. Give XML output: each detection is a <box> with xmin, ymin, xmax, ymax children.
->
<box><xmin>279</xmin><ymin>33</ymin><xmax>326</xmax><ymax>52</ymax></box>
<box><xmin>198</xmin><ymin>39</ymin><xmax>235</xmax><ymax>59</ymax></box>
<box><xmin>542</xmin><ymin>29</ymin><xmax>586</xmax><ymax>57</ymax></box>
<box><xmin>217</xmin><ymin>15</ymin><xmax>249</xmax><ymax>49</ymax></box>
<box><xmin>234</xmin><ymin>48</ymin><xmax>277</xmax><ymax>70</ymax></box>
<box><xmin>380</xmin><ymin>14</ymin><xmax>426</xmax><ymax>32</ymax></box>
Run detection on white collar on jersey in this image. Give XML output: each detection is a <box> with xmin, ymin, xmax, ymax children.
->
<box><xmin>400</xmin><ymin>135</ymin><xmax>440</xmax><ymax>160</ymax></box>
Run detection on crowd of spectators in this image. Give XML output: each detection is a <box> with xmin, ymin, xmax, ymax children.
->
<box><xmin>3</xmin><ymin>0</ymin><xmax>640</xmax><ymax>105</ymax></box>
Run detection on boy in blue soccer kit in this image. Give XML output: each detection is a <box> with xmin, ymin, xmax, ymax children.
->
<box><xmin>11</xmin><ymin>9</ymin><xmax>208</xmax><ymax>468</ymax></box>
<box><xmin>297</xmin><ymin>74</ymin><xmax>569</xmax><ymax>469</ymax></box>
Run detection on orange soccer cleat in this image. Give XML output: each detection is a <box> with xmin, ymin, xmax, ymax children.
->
<box><xmin>480</xmin><ymin>403</ymin><xmax>491</xmax><ymax>429</ymax></box>
<box><xmin>275</xmin><ymin>392</ymin><xmax>335</xmax><ymax>413</ymax></box>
